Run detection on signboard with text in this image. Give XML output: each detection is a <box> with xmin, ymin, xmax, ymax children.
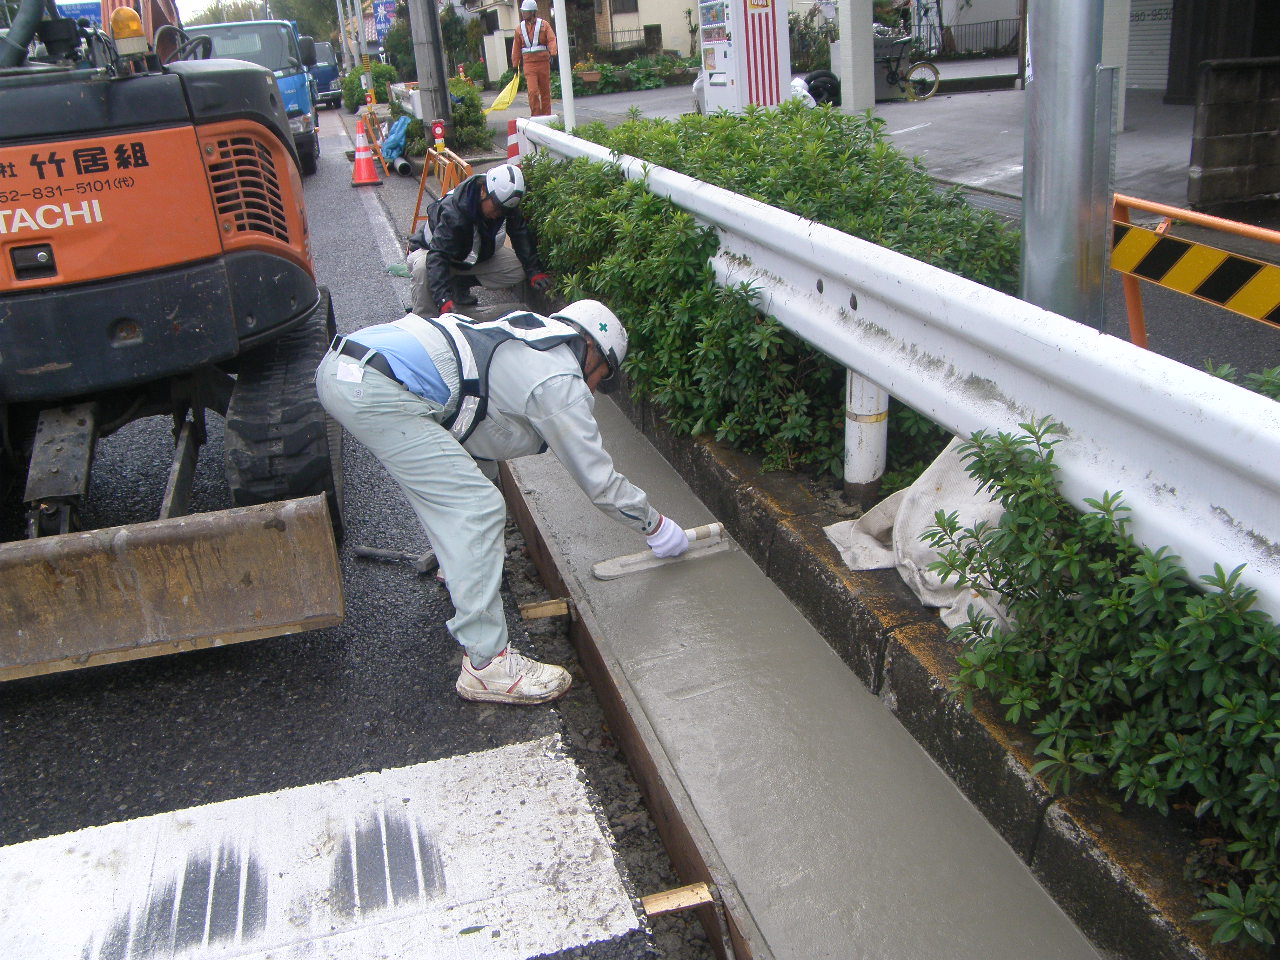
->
<box><xmin>56</xmin><ymin>2</ymin><xmax>102</xmax><ymax>27</ymax></box>
<box><xmin>373</xmin><ymin>0</ymin><xmax>396</xmax><ymax>42</ymax></box>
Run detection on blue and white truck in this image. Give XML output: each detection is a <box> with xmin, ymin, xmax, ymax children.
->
<box><xmin>188</xmin><ymin>19</ymin><xmax>321</xmax><ymax>175</ymax></box>
<box><xmin>309</xmin><ymin>41</ymin><xmax>342</xmax><ymax>109</ymax></box>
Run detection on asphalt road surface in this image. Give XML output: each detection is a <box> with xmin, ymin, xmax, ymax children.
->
<box><xmin>0</xmin><ymin>118</ymin><xmax>712</xmax><ymax>960</ymax></box>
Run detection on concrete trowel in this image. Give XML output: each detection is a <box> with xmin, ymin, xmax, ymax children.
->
<box><xmin>592</xmin><ymin>523</ymin><xmax>731</xmax><ymax>580</ymax></box>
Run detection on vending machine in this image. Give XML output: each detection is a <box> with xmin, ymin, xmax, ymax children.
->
<box><xmin>698</xmin><ymin>0</ymin><xmax>792</xmax><ymax>113</ymax></box>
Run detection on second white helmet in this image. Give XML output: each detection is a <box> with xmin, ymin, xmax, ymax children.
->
<box><xmin>484</xmin><ymin>163</ymin><xmax>526</xmax><ymax>210</ymax></box>
<box><xmin>552</xmin><ymin>300</ymin><xmax>628</xmax><ymax>389</ymax></box>
<box><xmin>520</xmin><ymin>0</ymin><xmax>538</xmax><ymax>12</ymax></box>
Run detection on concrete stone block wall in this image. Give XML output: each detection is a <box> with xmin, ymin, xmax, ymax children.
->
<box><xmin>1188</xmin><ymin>57</ymin><xmax>1280</xmax><ymax>211</ymax></box>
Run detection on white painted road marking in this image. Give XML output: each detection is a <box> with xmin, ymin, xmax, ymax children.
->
<box><xmin>967</xmin><ymin>162</ymin><xmax>1025</xmax><ymax>187</ymax></box>
<box><xmin>0</xmin><ymin>736</ymin><xmax>639</xmax><ymax>959</ymax></box>
<box><xmin>887</xmin><ymin>122</ymin><xmax>932</xmax><ymax>135</ymax></box>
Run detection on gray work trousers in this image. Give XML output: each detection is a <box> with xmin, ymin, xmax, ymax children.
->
<box><xmin>408</xmin><ymin>245</ymin><xmax>526</xmax><ymax>315</ymax></box>
<box><xmin>315</xmin><ymin>347</ymin><xmax>509</xmax><ymax>662</ymax></box>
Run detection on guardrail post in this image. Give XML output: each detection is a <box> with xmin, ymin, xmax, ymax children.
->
<box><xmin>843</xmin><ymin>370</ymin><xmax>888</xmax><ymax>504</ymax></box>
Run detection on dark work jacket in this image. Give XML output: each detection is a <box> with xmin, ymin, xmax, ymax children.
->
<box><xmin>422</xmin><ymin>174</ymin><xmax>542</xmax><ymax>312</ymax></box>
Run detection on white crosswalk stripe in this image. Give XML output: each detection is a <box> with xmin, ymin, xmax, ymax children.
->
<box><xmin>0</xmin><ymin>736</ymin><xmax>639</xmax><ymax>959</ymax></box>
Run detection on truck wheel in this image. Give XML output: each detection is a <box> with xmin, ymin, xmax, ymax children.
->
<box><xmin>300</xmin><ymin>130</ymin><xmax>319</xmax><ymax>176</ymax></box>
<box><xmin>224</xmin><ymin>289</ymin><xmax>344</xmax><ymax>542</ymax></box>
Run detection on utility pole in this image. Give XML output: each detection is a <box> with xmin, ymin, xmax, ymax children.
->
<box><xmin>333</xmin><ymin>0</ymin><xmax>349</xmax><ymax>65</ymax></box>
<box><xmin>405</xmin><ymin>0</ymin><xmax>452</xmax><ymax>126</ymax></box>
<box><xmin>348</xmin><ymin>0</ymin><xmax>368</xmax><ymax>60</ymax></box>
<box><xmin>1020</xmin><ymin>0</ymin><xmax>1115</xmax><ymax>330</ymax></box>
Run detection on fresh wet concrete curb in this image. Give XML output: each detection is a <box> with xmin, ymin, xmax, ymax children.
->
<box><xmin>500</xmin><ymin>463</ymin><xmax>768</xmax><ymax>960</ymax></box>
<box><xmin>605</xmin><ymin>386</ymin><xmax>1260</xmax><ymax>960</ymax></box>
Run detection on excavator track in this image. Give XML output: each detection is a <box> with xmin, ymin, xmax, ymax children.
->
<box><xmin>224</xmin><ymin>289</ymin><xmax>345</xmax><ymax>541</ymax></box>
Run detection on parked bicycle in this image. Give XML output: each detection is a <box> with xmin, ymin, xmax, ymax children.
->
<box><xmin>877</xmin><ymin>36</ymin><xmax>940</xmax><ymax>101</ymax></box>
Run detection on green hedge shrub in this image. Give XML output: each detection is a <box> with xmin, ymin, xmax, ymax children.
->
<box><xmin>546</xmin><ymin>55</ymin><xmax>700</xmax><ymax>99</ymax></box>
<box><xmin>342</xmin><ymin>63</ymin><xmax>399</xmax><ymax>113</ymax></box>
<box><xmin>923</xmin><ymin>418</ymin><xmax>1280</xmax><ymax>947</ymax></box>
<box><xmin>446</xmin><ymin>77</ymin><xmax>492</xmax><ymax>152</ymax></box>
<box><xmin>1208</xmin><ymin>362</ymin><xmax>1280</xmax><ymax>402</ymax></box>
<box><xmin>525</xmin><ymin>156</ymin><xmax>847</xmax><ymax>474</ymax></box>
<box><xmin>523</xmin><ymin>103</ymin><xmax>1017</xmax><ymax>483</ymax></box>
<box><xmin>496</xmin><ymin>68</ymin><xmax>525</xmax><ymax>93</ymax></box>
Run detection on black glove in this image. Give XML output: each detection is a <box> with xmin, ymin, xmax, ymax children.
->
<box><xmin>529</xmin><ymin>273</ymin><xmax>553</xmax><ymax>294</ymax></box>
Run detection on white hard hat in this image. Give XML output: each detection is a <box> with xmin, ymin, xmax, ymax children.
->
<box><xmin>552</xmin><ymin>300</ymin><xmax>628</xmax><ymax>389</ymax></box>
<box><xmin>520</xmin><ymin>0</ymin><xmax>537</xmax><ymax>11</ymax></box>
<box><xmin>483</xmin><ymin>163</ymin><xmax>525</xmax><ymax>209</ymax></box>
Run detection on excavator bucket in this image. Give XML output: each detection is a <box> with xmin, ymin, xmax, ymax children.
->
<box><xmin>0</xmin><ymin>496</ymin><xmax>343</xmax><ymax>682</ymax></box>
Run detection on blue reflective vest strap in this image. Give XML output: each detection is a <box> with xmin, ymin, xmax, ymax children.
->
<box><xmin>425</xmin><ymin>312</ymin><xmax>581</xmax><ymax>443</ymax></box>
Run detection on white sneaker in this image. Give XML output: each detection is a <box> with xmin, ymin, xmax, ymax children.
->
<box><xmin>456</xmin><ymin>647</ymin><xmax>571</xmax><ymax>704</ymax></box>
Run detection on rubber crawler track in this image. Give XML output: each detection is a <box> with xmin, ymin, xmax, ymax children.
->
<box><xmin>224</xmin><ymin>289</ymin><xmax>344</xmax><ymax>540</ymax></box>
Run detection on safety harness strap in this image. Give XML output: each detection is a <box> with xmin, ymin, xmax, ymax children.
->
<box><xmin>421</xmin><ymin>312</ymin><xmax>581</xmax><ymax>443</ymax></box>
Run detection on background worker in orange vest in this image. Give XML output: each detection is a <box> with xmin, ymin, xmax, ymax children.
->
<box><xmin>511</xmin><ymin>0</ymin><xmax>557</xmax><ymax>117</ymax></box>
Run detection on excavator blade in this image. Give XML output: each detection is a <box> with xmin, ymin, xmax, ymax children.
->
<box><xmin>0</xmin><ymin>496</ymin><xmax>343</xmax><ymax>682</ymax></box>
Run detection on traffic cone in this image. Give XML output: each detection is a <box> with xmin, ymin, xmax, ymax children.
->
<box><xmin>351</xmin><ymin>120</ymin><xmax>381</xmax><ymax>187</ymax></box>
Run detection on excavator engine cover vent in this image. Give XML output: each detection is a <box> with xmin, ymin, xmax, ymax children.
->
<box><xmin>207</xmin><ymin>134</ymin><xmax>290</xmax><ymax>242</ymax></box>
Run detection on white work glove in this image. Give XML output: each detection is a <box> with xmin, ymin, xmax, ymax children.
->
<box><xmin>645</xmin><ymin>516</ymin><xmax>689</xmax><ymax>559</ymax></box>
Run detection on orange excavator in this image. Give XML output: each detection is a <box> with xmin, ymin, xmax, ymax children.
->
<box><xmin>0</xmin><ymin>0</ymin><xmax>345</xmax><ymax>680</ymax></box>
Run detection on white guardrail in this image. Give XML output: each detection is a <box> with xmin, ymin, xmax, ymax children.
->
<box><xmin>516</xmin><ymin>119</ymin><xmax>1280</xmax><ymax>619</ymax></box>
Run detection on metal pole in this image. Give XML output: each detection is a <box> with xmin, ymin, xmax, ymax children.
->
<box><xmin>843</xmin><ymin>371</ymin><xmax>889</xmax><ymax>504</ymax></box>
<box><xmin>333</xmin><ymin>0</ymin><xmax>349</xmax><ymax>66</ymax></box>
<box><xmin>551</xmin><ymin>0</ymin><xmax>574</xmax><ymax>129</ymax></box>
<box><xmin>1020</xmin><ymin>0</ymin><xmax>1113</xmax><ymax>330</ymax></box>
<box><xmin>350</xmin><ymin>0</ymin><xmax>368</xmax><ymax>60</ymax></box>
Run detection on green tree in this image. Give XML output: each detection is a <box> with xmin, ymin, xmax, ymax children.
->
<box><xmin>383</xmin><ymin>18</ymin><xmax>414</xmax><ymax>81</ymax></box>
<box><xmin>183</xmin><ymin>1</ymin><xmax>265</xmax><ymax>27</ymax></box>
<box><xmin>440</xmin><ymin>3</ymin><xmax>471</xmax><ymax>71</ymax></box>
<box><xmin>464</xmin><ymin>17</ymin><xmax>485</xmax><ymax>67</ymax></box>
<box><xmin>183</xmin><ymin>0</ymin><xmax>335</xmax><ymax>38</ymax></box>
<box><xmin>267</xmin><ymin>0</ymin><xmax>338</xmax><ymax>42</ymax></box>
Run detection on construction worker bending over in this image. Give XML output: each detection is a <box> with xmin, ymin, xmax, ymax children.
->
<box><xmin>315</xmin><ymin>301</ymin><xmax>690</xmax><ymax>704</ymax></box>
<box><xmin>511</xmin><ymin>0</ymin><xmax>557</xmax><ymax>117</ymax></box>
<box><xmin>406</xmin><ymin>163</ymin><xmax>552</xmax><ymax>316</ymax></box>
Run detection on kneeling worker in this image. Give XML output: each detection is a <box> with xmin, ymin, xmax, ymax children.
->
<box><xmin>316</xmin><ymin>300</ymin><xmax>690</xmax><ymax>705</ymax></box>
<box><xmin>406</xmin><ymin>163</ymin><xmax>552</xmax><ymax>316</ymax></box>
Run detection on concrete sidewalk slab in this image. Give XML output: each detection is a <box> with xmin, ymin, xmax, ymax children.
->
<box><xmin>504</xmin><ymin>397</ymin><xmax>1102</xmax><ymax>960</ymax></box>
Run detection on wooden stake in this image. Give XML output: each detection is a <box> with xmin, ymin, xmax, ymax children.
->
<box><xmin>641</xmin><ymin>882</ymin><xmax>716</xmax><ymax>917</ymax></box>
<box><xmin>518</xmin><ymin>598</ymin><xmax>571</xmax><ymax>620</ymax></box>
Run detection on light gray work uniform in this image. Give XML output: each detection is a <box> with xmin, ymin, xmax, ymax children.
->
<box><xmin>316</xmin><ymin>311</ymin><xmax>661</xmax><ymax>662</ymax></box>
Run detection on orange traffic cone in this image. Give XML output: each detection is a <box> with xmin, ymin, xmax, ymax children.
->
<box><xmin>351</xmin><ymin>120</ymin><xmax>381</xmax><ymax>187</ymax></box>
